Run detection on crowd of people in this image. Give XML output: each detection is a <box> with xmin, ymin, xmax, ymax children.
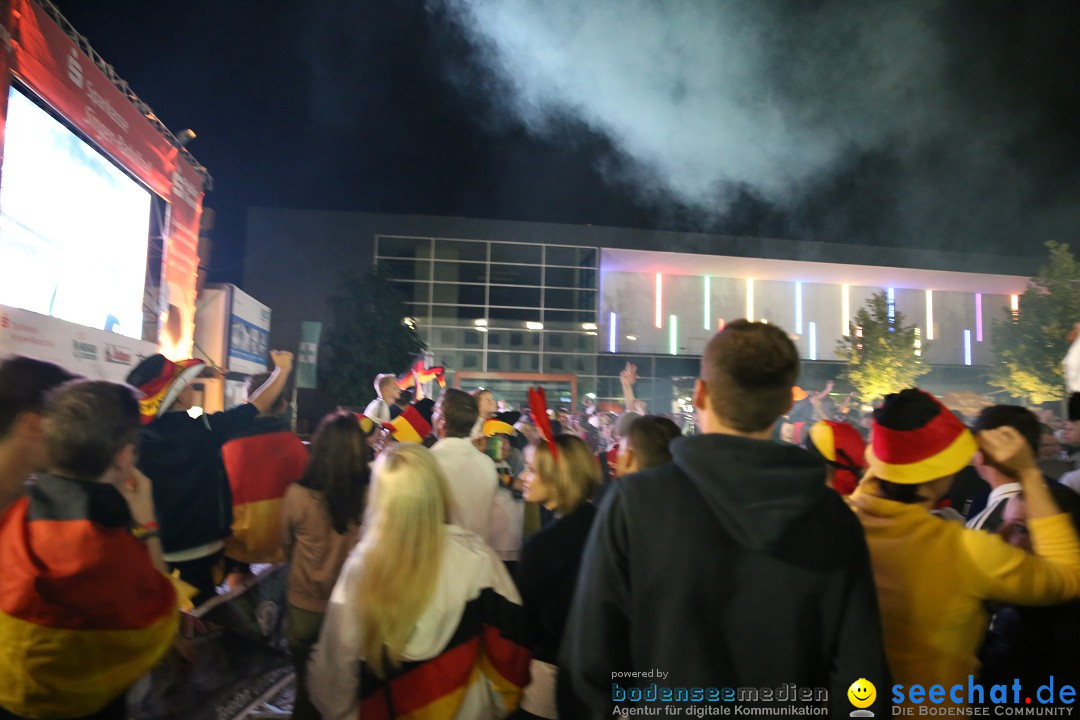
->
<box><xmin>1</xmin><ymin>318</ymin><xmax>1079</xmax><ymax>719</ymax></box>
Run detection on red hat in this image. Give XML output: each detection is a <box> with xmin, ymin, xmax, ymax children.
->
<box><xmin>125</xmin><ymin>354</ymin><xmax>205</xmax><ymax>424</ymax></box>
<box><xmin>866</xmin><ymin>389</ymin><xmax>976</xmax><ymax>484</ymax></box>
<box><xmin>805</xmin><ymin>421</ymin><xmax>866</xmax><ymax>495</ymax></box>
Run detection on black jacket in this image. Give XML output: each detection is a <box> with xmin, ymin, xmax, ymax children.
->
<box><xmin>563</xmin><ymin>433</ymin><xmax>891</xmax><ymax>718</ymax></box>
<box><xmin>137</xmin><ymin>403</ymin><xmax>258</xmax><ymax>554</ymax></box>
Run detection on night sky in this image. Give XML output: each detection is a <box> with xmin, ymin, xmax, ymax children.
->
<box><xmin>49</xmin><ymin>1</ymin><xmax>1080</xmax><ymax>284</ymax></box>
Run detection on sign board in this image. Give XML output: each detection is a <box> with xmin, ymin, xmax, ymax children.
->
<box><xmin>227</xmin><ymin>287</ymin><xmax>271</xmax><ymax>375</ymax></box>
<box><xmin>0</xmin><ymin>303</ymin><xmax>156</xmax><ymax>382</ymax></box>
<box><xmin>295</xmin><ymin>321</ymin><xmax>322</xmax><ymax>389</ymax></box>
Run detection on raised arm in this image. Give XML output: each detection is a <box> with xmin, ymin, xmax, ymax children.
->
<box><xmin>619</xmin><ymin>362</ymin><xmax>637</xmax><ymax>414</ymax></box>
<box><xmin>249</xmin><ymin>350</ymin><xmax>294</xmax><ymax>415</ymax></box>
<box><xmin>969</xmin><ymin>426</ymin><xmax>1080</xmax><ymax>604</ymax></box>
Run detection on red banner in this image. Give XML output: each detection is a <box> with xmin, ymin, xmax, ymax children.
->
<box><xmin>1</xmin><ymin>0</ymin><xmax>204</xmax><ymax>358</ymax></box>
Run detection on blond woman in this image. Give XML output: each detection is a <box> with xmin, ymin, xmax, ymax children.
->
<box><xmin>307</xmin><ymin>443</ymin><xmax>530</xmax><ymax>720</ymax></box>
<box><xmin>515</xmin><ymin>434</ymin><xmax>601</xmax><ymax>719</ymax></box>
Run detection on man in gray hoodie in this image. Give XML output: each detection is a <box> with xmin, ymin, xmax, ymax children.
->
<box><xmin>564</xmin><ymin>320</ymin><xmax>890</xmax><ymax>718</ymax></box>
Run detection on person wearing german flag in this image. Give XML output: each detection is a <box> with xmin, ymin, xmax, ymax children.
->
<box><xmin>0</xmin><ymin>380</ymin><xmax>179</xmax><ymax>719</ymax></box>
<box><xmin>126</xmin><ymin>350</ymin><xmax>293</xmax><ymax>604</ymax></box>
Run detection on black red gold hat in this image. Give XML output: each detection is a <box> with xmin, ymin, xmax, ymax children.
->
<box><xmin>483</xmin><ymin>419</ymin><xmax>516</xmax><ymax>437</ymax></box>
<box><xmin>125</xmin><ymin>354</ymin><xmax>205</xmax><ymax>424</ymax></box>
<box><xmin>385</xmin><ymin>399</ymin><xmax>434</xmax><ymax>443</ymax></box>
<box><xmin>867</xmin><ymin>388</ymin><xmax>976</xmax><ymax>484</ymax></box>
<box><xmin>804</xmin><ymin>420</ymin><xmax>866</xmax><ymax>495</ymax></box>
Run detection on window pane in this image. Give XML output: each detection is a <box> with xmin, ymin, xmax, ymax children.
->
<box><xmin>545</xmin><ymin>355</ymin><xmax>566</xmax><ymax>372</ymax></box>
<box><xmin>544</xmin><ymin>288</ymin><xmax>596</xmax><ymax>311</ymax></box>
<box><xmin>434</xmin><ymin>239</ymin><xmax>487</xmax><ymax>262</ymax></box>
<box><xmin>430</xmin><ymin>305</ymin><xmax>486</xmax><ymax>323</ymax></box>
<box><xmin>545</xmin><ymin>267</ymin><xmax>596</xmax><ymax>289</ymax></box>
<box><xmin>433</xmin><ymin>283</ymin><xmax>486</xmax><ymax>305</ymax></box>
<box><xmin>489</xmin><ymin>306</ymin><xmax>542</xmax><ymax>323</ymax></box>
<box><xmin>573</xmin><ymin>355</ymin><xmax>597</xmax><ymax>374</ymax></box>
<box><xmin>432</xmin><ymin>350</ymin><xmax>464</xmax><ymax>369</ymax></box>
<box><xmin>388</xmin><ymin>281</ymin><xmax>430</xmax><ymax>303</ymax></box>
<box><xmin>489</xmin><ymin>264</ymin><xmax>542</xmax><ymax>286</ymax></box>
<box><xmin>543</xmin><ymin>309</ymin><xmax>597</xmax><ymax>326</ymax></box>
<box><xmin>377</xmin><ymin>236</ymin><xmax>431</xmax><ymax>259</ymax></box>
<box><xmin>433</xmin><ymin>261</ymin><xmax>487</xmax><ymax>284</ymax></box>
<box><xmin>545</xmin><ymin>246</ymin><xmax>597</xmax><ymax>267</ymax></box>
<box><xmin>462</xmin><ymin>352</ymin><xmax>482</xmax><ymax>370</ymax></box>
<box><xmin>545</xmin><ymin>331</ymin><xmax>596</xmax><ymax>353</ymax></box>
<box><xmin>379</xmin><ymin>258</ymin><xmax>431</xmax><ymax>281</ymax></box>
<box><xmin>490</xmin><ymin>352</ymin><xmax>539</xmax><ymax>372</ymax></box>
<box><xmin>491</xmin><ymin>243</ymin><xmax>542</xmax><ymax>264</ymax></box>
<box><xmin>488</xmin><ymin>330</ymin><xmax>539</xmax><ymax>350</ymax></box>
<box><xmin>489</xmin><ymin>286</ymin><xmax>541</xmax><ymax>308</ymax></box>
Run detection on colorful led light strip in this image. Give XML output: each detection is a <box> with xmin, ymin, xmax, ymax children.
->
<box><xmin>842</xmin><ymin>284</ymin><xmax>850</xmax><ymax>336</ymax></box>
<box><xmin>964</xmin><ymin>329</ymin><xmax>972</xmax><ymax>366</ymax></box>
<box><xmin>975</xmin><ymin>293</ymin><xmax>983</xmax><ymax>342</ymax></box>
<box><xmin>795</xmin><ymin>281</ymin><xmax>803</xmax><ymax>335</ymax></box>
<box><xmin>609</xmin><ymin>311</ymin><xmax>617</xmax><ymax>353</ymax></box>
<box><xmin>925</xmin><ymin>290</ymin><xmax>934</xmax><ymax>341</ymax></box>
<box><xmin>669</xmin><ymin>315</ymin><xmax>678</xmax><ymax>355</ymax></box>
<box><xmin>746</xmin><ymin>278</ymin><xmax>754</xmax><ymax>321</ymax></box>
<box><xmin>887</xmin><ymin>287</ymin><xmax>895</xmax><ymax>329</ymax></box>
<box><xmin>703</xmin><ymin>275</ymin><xmax>711</xmax><ymax>330</ymax></box>
<box><xmin>809</xmin><ymin>321</ymin><xmax>817</xmax><ymax>361</ymax></box>
<box><xmin>655</xmin><ymin>273</ymin><xmax>662</xmax><ymax>329</ymax></box>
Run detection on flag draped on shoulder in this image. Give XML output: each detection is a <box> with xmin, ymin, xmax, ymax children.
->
<box><xmin>0</xmin><ymin>474</ymin><xmax>178</xmax><ymax>718</ymax></box>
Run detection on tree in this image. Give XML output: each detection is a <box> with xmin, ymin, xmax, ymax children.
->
<box><xmin>836</xmin><ymin>290</ymin><xmax>930</xmax><ymax>404</ymax></box>
<box><xmin>321</xmin><ymin>266</ymin><xmax>426</xmax><ymax>408</ymax></box>
<box><xmin>989</xmin><ymin>241</ymin><xmax>1080</xmax><ymax>405</ymax></box>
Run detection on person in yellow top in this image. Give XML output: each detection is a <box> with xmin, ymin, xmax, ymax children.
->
<box><xmin>848</xmin><ymin>389</ymin><xmax>1080</xmax><ymax>704</ymax></box>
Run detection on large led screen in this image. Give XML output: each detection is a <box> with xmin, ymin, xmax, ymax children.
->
<box><xmin>0</xmin><ymin>86</ymin><xmax>153</xmax><ymax>340</ymax></box>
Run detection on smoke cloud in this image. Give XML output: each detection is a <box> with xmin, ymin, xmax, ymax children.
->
<box><xmin>434</xmin><ymin>0</ymin><xmax>1080</xmax><ymax>251</ymax></box>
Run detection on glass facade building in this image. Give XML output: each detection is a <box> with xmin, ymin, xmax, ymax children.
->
<box><xmin>375</xmin><ymin>235</ymin><xmax>600</xmax><ymax>405</ymax></box>
<box><xmin>244</xmin><ymin>210</ymin><xmax>1038</xmax><ymax>415</ymax></box>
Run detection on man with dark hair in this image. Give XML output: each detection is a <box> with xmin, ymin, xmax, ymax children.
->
<box><xmin>431</xmin><ymin>388</ymin><xmax>498</xmax><ymax>540</ymax></box>
<box><xmin>968</xmin><ymin>405</ymin><xmax>1041</xmax><ymax>532</ymax></box>
<box><xmin>127</xmin><ymin>350</ymin><xmax>293</xmax><ymax>604</ymax></box>
<box><xmin>0</xmin><ymin>356</ymin><xmax>76</xmax><ymax>513</ymax></box>
<box><xmin>0</xmin><ymin>380</ymin><xmax>177</xmax><ymax>719</ymax></box>
<box><xmin>565</xmin><ymin>320</ymin><xmax>890</xmax><ymax>717</ymax></box>
<box><xmin>614</xmin><ymin>415</ymin><xmax>681</xmax><ymax>476</ymax></box>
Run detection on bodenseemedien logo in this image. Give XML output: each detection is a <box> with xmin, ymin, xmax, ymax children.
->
<box><xmin>848</xmin><ymin>679</ymin><xmax>877</xmax><ymax>717</ymax></box>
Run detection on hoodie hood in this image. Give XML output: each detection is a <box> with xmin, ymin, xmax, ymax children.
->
<box><xmin>671</xmin><ymin>433</ymin><xmax>830</xmax><ymax>551</ymax></box>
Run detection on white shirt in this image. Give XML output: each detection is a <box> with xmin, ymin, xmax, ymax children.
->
<box><xmin>1059</xmin><ymin>469</ymin><xmax>1080</xmax><ymax>495</ymax></box>
<box><xmin>430</xmin><ymin>436</ymin><xmax>498</xmax><ymax>541</ymax></box>
<box><xmin>363</xmin><ymin>397</ymin><xmax>392</xmax><ymax>423</ymax></box>
<box><xmin>308</xmin><ymin>525</ymin><xmax>521</xmax><ymax>720</ymax></box>
<box><xmin>1065</xmin><ymin>335</ymin><xmax>1080</xmax><ymax>394</ymax></box>
<box><xmin>965</xmin><ymin>481</ymin><xmax>1022</xmax><ymax>531</ymax></box>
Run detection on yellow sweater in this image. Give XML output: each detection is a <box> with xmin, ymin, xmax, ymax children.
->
<box><xmin>848</xmin><ymin>488</ymin><xmax>1080</xmax><ymax>701</ymax></box>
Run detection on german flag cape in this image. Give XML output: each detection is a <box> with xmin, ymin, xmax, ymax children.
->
<box><xmin>223</xmin><ymin>427</ymin><xmax>309</xmax><ymax>563</ymax></box>
<box><xmin>0</xmin><ymin>474</ymin><xmax>178</xmax><ymax>718</ymax></box>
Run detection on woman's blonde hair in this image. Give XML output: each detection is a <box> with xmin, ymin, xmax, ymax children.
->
<box><xmin>352</xmin><ymin>443</ymin><xmax>450</xmax><ymax>676</ymax></box>
<box><xmin>530</xmin><ymin>434</ymin><xmax>602</xmax><ymax>515</ymax></box>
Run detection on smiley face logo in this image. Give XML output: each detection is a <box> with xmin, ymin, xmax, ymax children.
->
<box><xmin>847</xmin><ymin>678</ymin><xmax>876</xmax><ymax>709</ymax></box>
